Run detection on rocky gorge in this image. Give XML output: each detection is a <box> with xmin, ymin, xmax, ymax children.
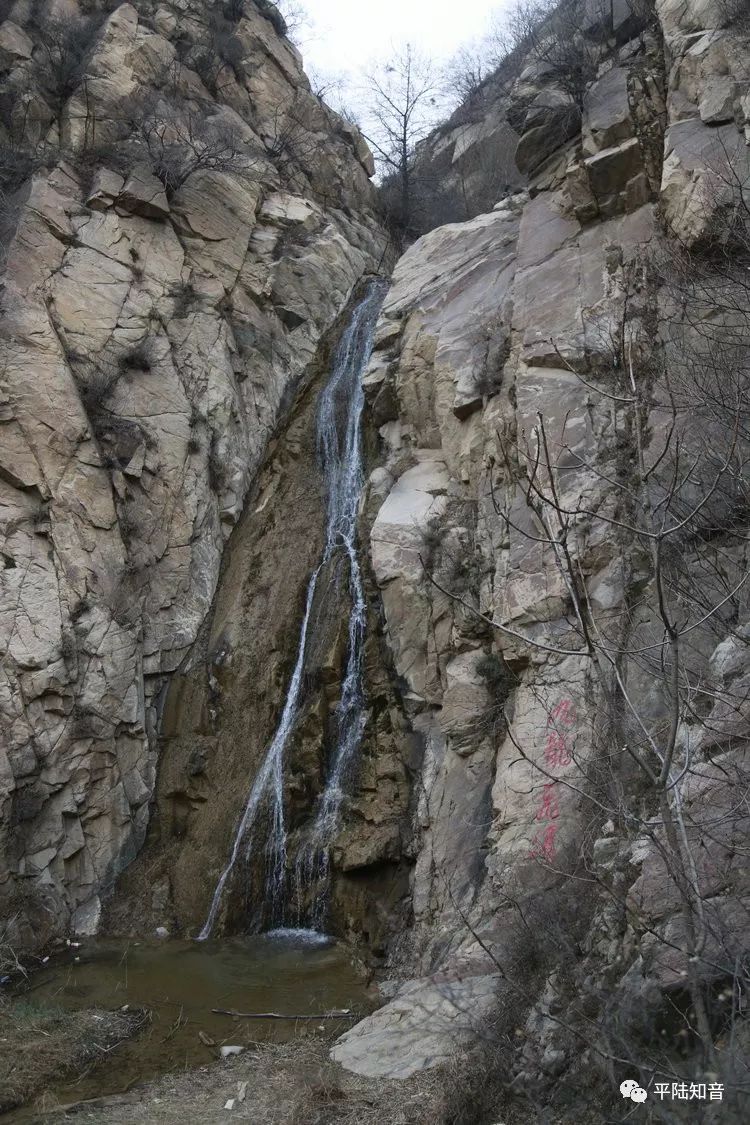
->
<box><xmin>2</xmin><ymin>0</ymin><xmax>750</xmax><ymax>1121</ymax></box>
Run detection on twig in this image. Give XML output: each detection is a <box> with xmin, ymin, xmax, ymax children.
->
<box><xmin>211</xmin><ymin>1008</ymin><xmax>355</xmax><ymax>1020</ymax></box>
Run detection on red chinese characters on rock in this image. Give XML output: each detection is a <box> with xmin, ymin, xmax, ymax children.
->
<box><xmin>543</xmin><ymin>698</ymin><xmax>575</xmax><ymax>768</ymax></box>
<box><xmin>529</xmin><ymin>822</ymin><xmax>558</xmax><ymax>863</ymax></box>
<box><xmin>535</xmin><ymin>781</ymin><xmax>560</xmax><ymax>822</ymax></box>
<box><xmin>528</xmin><ymin>698</ymin><xmax>576</xmax><ymax>863</ymax></box>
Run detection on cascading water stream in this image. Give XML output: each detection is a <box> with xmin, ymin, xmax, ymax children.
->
<box><xmin>198</xmin><ymin>279</ymin><xmax>387</xmax><ymax>941</ymax></box>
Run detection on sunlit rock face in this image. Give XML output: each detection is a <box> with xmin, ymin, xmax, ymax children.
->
<box><xmin>0</xmin><ymin>0</ymin><xmax>385</xmax><ymax>945</ymax></box>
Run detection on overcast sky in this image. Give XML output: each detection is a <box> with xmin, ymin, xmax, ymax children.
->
<box><xmin>298</xmin><ymin>0</ymin><xmax>505</xmax><ymax>79</ymax></box>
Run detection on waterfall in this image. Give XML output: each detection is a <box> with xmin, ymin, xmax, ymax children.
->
<box><xmin>198</xmin><ymin>279</ymin><xmax>387</xmax><ymax>940</ymax></box>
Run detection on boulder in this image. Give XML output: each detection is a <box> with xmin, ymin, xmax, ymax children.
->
<box><xmin>584</xmin><ymin>136</ymin><xmax>648</xmax><ymax>215</ymax></box>
<box><xmin>612</xmin><ymin>0</ymin><xmax>648</xmax><ymax>40</ymax></box>
<box><xmin>331</xmin><ymin>974</ymin><xmax>500</xmax><ymax>1079</ymax></box>
<box><xmin>582</xmin><ymin>0</ymin><xmax>647</xmax><ymax>40</ymax></box>
<box><xmin>656</xmin><ymin>0</ymin><xmax>728</xmax><ymax>43</ymax></box>
<box><xmin>661</xmin><ymin>119</ymin><xmax>750</xmax><ymax>243</ymax></box>
<box><xmin>515</xmin><ymin>106</ymin><xmax>581</xmax><ymax>176</ymax></box>
<box><xmin>565</xmin><ymin>159</ymin><xmax>599</xmax><ymax>223</ymax></box>
<box><xmin>339</xmin><ymin>119</ymin><xmax>376</xmax><ymax>177</ymax></box>
<box><xmin>116</xmin><ymin>166</ymin><xmax>170</xmax><ymax>220</ymax></box>
<box><xmin>439</xmin><ymin>651</ymin><xmax>492</xmax><ymax>755</ymax></box>
<box><xmin>85</xmin><ymin>168</ymin><xmax>125</xmax><ymax>212</ymax></box>
<box><xmin>370</xmin><ymin>459</ymin><xmax>449</xmax><ymax>584</ymax></box>
<box><xmin>583</xmin><ymin>67</ymin><xmax>633</xmax><ymax>156</ymax></box>
<box><xmin>0</xmin><ymin>19</ymin><xmax>33</xmax><ymax>65</ymax></box>
<box><xmin>154</xmin><ymin>6</ymin><xmax>178</xmax><ymax>36</ymax></box>
<box><xmin>699</xmin><ymin>74</ymin><xmax>738</xmax><ymax>122</ymax></box>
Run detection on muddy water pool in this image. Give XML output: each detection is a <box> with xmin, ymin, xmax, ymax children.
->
<box><xmin>5</xmin><ymin>929</ymin><xmax>370</xmax><ymax>1116</ymax></box>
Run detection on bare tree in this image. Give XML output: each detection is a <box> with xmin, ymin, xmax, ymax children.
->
<box><xmin>269</xmin><ymin>0</ymin><xmax>310</xmax><ymax>45</ymax></box>
<box><xmin>502</xmin><ymin>0</ymin><xmax>602</xmax><ymax>109</ymax></box>
<box><xmin>361</xmin><ymin>44</ymin><xmax>439</xmax><ymax>238</ymax></box>
<box><xmin>131</xmin><ymin>96</ymin><xmax>261</xmax><ymax>196</ymax></box>
<box><xmin>442</xmin><ymin>42</ymin><xmax>491</xmax><ymax>107</ymax></box>
<box><xmin>34</xmin><ymin>11</ymin><xmax>94</xmax><ymax>106</ymax></box>
<box><xmin>263</xmin><ymin>91</ymin><xmax>330</xmax><ymax>192</ymax></box>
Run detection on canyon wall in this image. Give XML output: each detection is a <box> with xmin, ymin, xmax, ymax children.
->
<box><xmin>3</xmin><ymin>0</ymin><xmax>750</xmax><ymax>1112</ymax></box>
<box><xmin>0</xmin><ymin>0</ymin><xmax>386</xmax><ymax>946</ymax></box>
<box><xmin>106</xmin><ymin>288</ymin><xmax>413</xmax><ymax>951</ymax></box>
<box><xmin>333</xmin><ymin>0</ymin><xmax>750</xmax><ymax>1102</ymax></box>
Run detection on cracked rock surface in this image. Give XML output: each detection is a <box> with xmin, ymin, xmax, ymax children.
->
<box><xmin>0</xmin><ymin>0</ymin><xmax>385</xmax><ymax>945</ymax></box>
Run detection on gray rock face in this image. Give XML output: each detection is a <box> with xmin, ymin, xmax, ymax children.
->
<box><xmin>583</xmin><ymin>67</ymin><xmax>632</xmax><ymax>154</ymax></box>
<box><xmin>516</xmin><ymin>104</ymin><xmax>582</xmax><ymax>176</ymax></box>
<box><xmin>4</xmin><ymin>0</ymin><xmax>750</xmax><ymax>1105</ymax></box>
<box><xmin>661</xmin><ymin>26</ymin><xmax>750</xmax><ymax>241</ymax></box>
<box><xmin>334</xmin><ymin>0</ymin><xmax>750</xmax><ymax>1087</ymax></box>
<box><xmin>332</xmin><ymin>972</ymin><xmax>499</xmax><ymax>1078</ymax></box>
<box><xmin>0</xmin><ymin>0</ymin><xmax>384</xmax><ymax>947</ymax></box>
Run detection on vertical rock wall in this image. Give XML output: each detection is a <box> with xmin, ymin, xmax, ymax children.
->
<box><xmin>334</xmin><ymin>0</ymin><xmax>750</xmax><ymax>1090</ymax></box>
<box><xmin>0</xmin><ymin>0</ymin><xmax>386</xmax><ymax>946</ymax></box>
<box><xmin>106</xmin><ymin>293</ymin><xmax>413</xmax><ymax>951</ymax></box>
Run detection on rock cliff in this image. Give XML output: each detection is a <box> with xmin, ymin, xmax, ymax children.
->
<box><xmin>331</xmin><ymin>0</ymin><xmax>750</xmax><ymax>1109</ymax></box>
<box><xmin>3</xmin><ymin>0</ymin><xmax>750</xmax><ymax>1115</ymax></box>
<box><xmin>0</xmin><ymin>0</ymin><xmax>386</xmax><ymax>946</ymax></box>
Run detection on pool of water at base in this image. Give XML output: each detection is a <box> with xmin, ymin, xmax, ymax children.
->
<box><xmin>3</xmin><ymin>930</ymin><xmax>371</xmax><ymax>1118</ymax></box>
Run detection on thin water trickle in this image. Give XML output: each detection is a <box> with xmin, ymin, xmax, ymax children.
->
<box><xmin>199</xmin><ymin>279</ymin><xmax>387</xmax><ymax>940</ymax></box>
<box><xmin>198</xmin><ymin>568</ymin><xmax>321</xmax><ymax>940</ymax></box>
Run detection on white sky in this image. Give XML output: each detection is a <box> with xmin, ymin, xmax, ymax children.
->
<box><xmin>298</xmin><ymin>0</ymin><xmax>504</xmax><ymax>79</ymax></box>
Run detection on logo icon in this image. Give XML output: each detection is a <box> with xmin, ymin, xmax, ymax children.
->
<box><xmin>620</xmin><ymin>1079</ymin><xmax>648</xmax><ymax>1103</ymax></box>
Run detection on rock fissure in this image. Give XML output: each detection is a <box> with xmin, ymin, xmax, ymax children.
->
<box><xmin>4</xmin><ymin>0</ymin><xmax>750</xmax><ymax>1117</ymax></box>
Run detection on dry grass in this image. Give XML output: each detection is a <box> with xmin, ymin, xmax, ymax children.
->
<box><xmin>0</xmin><ymin>998</ymin><xmax>144</xmax><ymax>1116</ymax></box>
<box><xmin>0</xmin><ymin>929</ymin><xmax>25</xmax><ymax>980</ymax></box>
<box><xmin>34</xmin><ymin>1037</ymin><xmax>449</xmax><ymax>1124</ymax></box>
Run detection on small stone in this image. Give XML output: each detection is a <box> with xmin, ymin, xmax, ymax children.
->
<box><xmin>155</xmin><ymin>926</ymin><xmax>170</xmax><ymax>939</ymax></box>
